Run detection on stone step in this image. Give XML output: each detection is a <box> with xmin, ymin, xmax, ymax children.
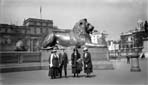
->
<box><xmin>0</xmin><ymin>60</ymin><xmax>114</xmax><ymax>73</ymax></box>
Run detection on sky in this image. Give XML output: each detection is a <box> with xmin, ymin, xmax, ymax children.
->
<box><xmin>0</xmin><ymin>0</ymin><xmax>147</xmax><ymax>40</ymax></box>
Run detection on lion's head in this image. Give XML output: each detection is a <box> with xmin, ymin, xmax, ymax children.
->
<box><xmin>73</xmin><ymin>18</ymin><xmax>94</xmax><ymax>35</ymax></box>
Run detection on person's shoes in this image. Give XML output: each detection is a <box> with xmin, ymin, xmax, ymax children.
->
<box><xmin>51</xmin><ymin>76</ymin><xmax>54</xmax><ymax>79</ymax></box>
<box><xmin>85</xmin><ymin>76</ymin><xmax>89</xmax><ymax>78</ymax></box>
<box><xmin>85</xmin><ymin>74</ymin><xmax>89</xmax><ymax>78</ymax></box>
<box><xmin>76</xmin><ymin>74</ymin><xmax>79</xmax><ymax>77</ymax></box>
<box><xmin>53</xmin><ymin>76</ymin><xmax>56</xmax><ymax>79</ymax></box>
<box><xmin>74</xmin><ymin>74</ymin><xmax>76</xmax><ymax>77</ymax></box>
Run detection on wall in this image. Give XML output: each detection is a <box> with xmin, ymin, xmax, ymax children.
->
<box><xmin>0</xmin><ymin>47</ymin><xmax>109</xmax><ymax>73</ymax></box>
<box><xmin>0</xmin><ymin>51</ymin><xmax>41</xmax><ymax>73</ymax></box>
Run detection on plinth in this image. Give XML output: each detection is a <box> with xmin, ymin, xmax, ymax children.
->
<box><xmin>40</xmin><ymin>46</ymin><xmax>114</xmax><ymax>70</ymax></box>
<box><xmin>78</xmin><ymin>47</ymin><xmax>113</xmax><ymax>70</ymax></box>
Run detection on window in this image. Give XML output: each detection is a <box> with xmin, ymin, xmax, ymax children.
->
<box><xmin>20</xmin><ymin>29</ymin><xmax>25</xmax><ymax>34</ymax></box>
<box><xmin>42</xmin><ymin>28</ymin><xmax>46</xmax><ymax>33</ymax></box>
<box><xmin>42</xmin><ymin>23</ymin><xmax>46</xmax><ymax>26</ymax></box>
<box><xmin>30</xmin><ymin>27</ymin><xmax>35</xmax><ymax>34</ymax></box>
<box><xmin>130</xmin><ymin>44</ymin><xmax>133</xmax><ymax>48</ymax></box>
<box><xmin>48</xmin><ymin>24</ymin><xmax>52</xmax><ymax>27</ymax></box>
<box><xmin>0</xmin><ymin>28</ymin><xmax>5</xmax><ymax>32</ymax></box>
<box><xmin>7</xmin><ymin>28</ymin><xmax>12</xmax><ymax>33</ymax></box>
<box><xmin>46</xmin><ymin>28</ymin><xmax>48</xmax><ymax>33</ymax></box>
<box><xmin>29</xmin><ymin>22</ymin><xmax>34</xmax><ymax>26</ymax></box>
<box><xmin>36</xmin><ymin>22</ymin><xmax>41</xmax><ymax>26</ymax></box>
<box><xmin>25</xmin><ymin>23</ymin><xmax>29</xmax><ymax>26</ymax></box>
<box><xmin>36</xmin><ymin>28</ymin><xmax>40</xmax><ymax>34</ymax></box>
<box><xmin>26</xmin><ymin>29</ymin><xmax>30</xmax><ymax>34</ymax></box>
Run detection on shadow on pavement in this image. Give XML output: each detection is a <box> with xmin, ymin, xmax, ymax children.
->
<box><xmin>65</xmin><ymin>74</ymin><xmax>96</xmax><ymax>78</ymax></box>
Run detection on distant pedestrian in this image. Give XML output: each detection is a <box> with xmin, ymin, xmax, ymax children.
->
<box><xmin>83</xmin><ymin>47</ymin><xmax>93</xmax><ymax>77</ymax></box>
<box><xmin>59</xmin><ymin>48</ymin><xmax>68</xmax><ymax>78</ymax></box>
<box><xmin>144</xmin><ymin>20</ymin><xmax>148</xmax><ymax>34</ymax></box>
<box><xmin>71</xmin><ymin>48</ymin><xmax>82</xmax><ymax>77</ymax></box>
<box><xmin>126</xmin><ymin>56</ymin><xmax>130</xmax><ymax>64</ymax></box>
<box><xmin>48</xmin><ymin>47</ymin><xmax>60</xmax><ymax>79</ymax></box>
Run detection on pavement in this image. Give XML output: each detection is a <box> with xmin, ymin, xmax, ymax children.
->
<box><xmin>0</xmin><ymin>59</ymin><xmax>147</xmax><ymax>85</ymax></box>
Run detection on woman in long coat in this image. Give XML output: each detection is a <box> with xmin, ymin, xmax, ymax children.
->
<box><xmin>83</xmin><ymin>47</ymin><xmax>93</xmax><ymax>77</ymax></box>
<box><xmin>71</xmin><ymin>48</ymin><xmax>82</xmax><ymax>77</ymax></box>
<box><xmin>48</xmin><ymin>48</ymin><xmax>59</xmax><ymax>79</ymax></box>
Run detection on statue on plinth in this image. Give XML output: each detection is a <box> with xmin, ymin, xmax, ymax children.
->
<box><xmin>14</xmin><ymin>40</ymin><xmax>27</xmax><ymax>51</ymax></box>
<box><xmin>41</xmin><ymin>19</ymin><xmax>112</xmax><ymax>70</ymax></box>
<box><xmin>41</xmin><ymin>18</ymin><xmax>106</xmax><ymax>49</ymax></box>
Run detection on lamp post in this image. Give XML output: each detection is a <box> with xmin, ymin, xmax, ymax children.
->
<box><xmin>130</xmin><ymin>47</ymin><xmax>141</xmax><ymax>72</ymax></box>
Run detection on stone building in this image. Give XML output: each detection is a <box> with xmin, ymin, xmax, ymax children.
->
<box><xmin>23</xmin><ymin>18</ymin><xmax>54</xmax><ymax>51</ymax></box>
<box><xmin>0</xmin><ymin>18</ymin><xmax>54</xmax><ymax>51</ymax></box>
<box><xmin>120</xmin><ymin>20</ymin><xmax>148</xmax><ymax>55</ymax></box>
<box><xmin>107</xmin><ymin>40</ymin><xmax>120</xmax><ymax>51</ymax></box>
<box><xmin>0</xmin><ymin>24</ymin><xmax>27</xmax><ymax>51</ymax></box>
<box><xmin>90</xmin><ymin>30</ymin><xmax>107</xmax><ymax>46</ymax></box>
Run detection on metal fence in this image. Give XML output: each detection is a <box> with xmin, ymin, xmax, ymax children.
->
<box><xmin>0</xmin><ymin>51</ymin><xmax>41</xmax><ymax>64</ymax></box>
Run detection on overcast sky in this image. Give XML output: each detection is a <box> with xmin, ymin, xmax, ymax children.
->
<box><xmin>0</xmin><ymin>0</ymin><xmax>147</xmax><ymax>40</ymax></box>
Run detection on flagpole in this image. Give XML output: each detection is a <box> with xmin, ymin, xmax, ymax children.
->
<box><xmin>40</xmin><ymin>5</ymin><xmax>42</xmax><ymax>68</ymax></box>
<box><xmin>40</xmin><ymin>6</ymin><xmax>43</xmax><ymax>33</ymax></box>
<box><xmin>40</xmin><ymin>6</ymin><xmax>42</xmax><ymax>19</ymax></box>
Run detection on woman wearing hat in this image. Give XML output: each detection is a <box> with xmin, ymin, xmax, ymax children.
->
<box><xmin>71</xmin><ymin>48</ymin><xmax>81</xmax><ymax>77</ymax></box>
<box><xmin>48</xmin><ymin>48</ymin><xmax>60</xmax><ymax>79</ymax></box>
<box><xmin>83</xmin><ymin>47</ymin><xmax>93</xmax><ymax>77</ymax></box>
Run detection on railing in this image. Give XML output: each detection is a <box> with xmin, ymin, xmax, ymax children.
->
<box><xmin>0</xmin><ymin>51</ymin><xmax>41</xmax><ymax>64</ymax></box>
<box><xmin>109</xmin><ymin>47</ymin><xmax>143</xmax><ymax>58</ymax></box>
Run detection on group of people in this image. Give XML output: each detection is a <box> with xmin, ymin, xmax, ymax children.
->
<box><xmin>48</xmin><ymin>47</ymin><xmax>93</xmax><ymax>79</ymax></box>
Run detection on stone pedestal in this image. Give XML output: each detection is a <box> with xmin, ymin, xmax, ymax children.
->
<box><xmin>86</xmin><ymin>47</ymin><xmax>113</xmax><ymax>70</ymax></box>
<box><xmin>41</xmin><ymin>46</ymin><xmax>113</xmax><ymax>70</ymax></box>
<box><xmin>66</xmin><ymin>47</ymin><xmax>109</xmax><ymax>61</ymax></box>
<box><xmin>130</xmin><ymin>56</ymin><xmax>141</xmax><ymax>72</ymax></box>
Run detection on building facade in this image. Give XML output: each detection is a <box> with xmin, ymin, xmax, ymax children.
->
<box><xmin>107</xmin><ymin>40</ymin><xmax>120</xmax><ymax>57</ymax></box>
<box><xmin>23</xmin><ymin>18</ymin><xmax>54</xmax><ymax>51</ymax></box>
<box><xmin>0</xmin><ymin>18</ymin><xmax>54</xmax><ymax>51</ymax></box>
<box><xmin>120</xmin><ymin>20</ymin><xmax>148</xmax><ymax>56</ymax></box>
<box><xmin>107</xmin><ymin>40</ymin><xmax>120</xmax><ymax>51</ymax></box>
<box><xmin>0</xmin><ymin>24</ymin><xmax>27</xmax><ymax>51</ymax></box>
<box><xmin>90</xmin><ymin>30</ymin><xmax>107</xmax><ymax>46</ymax></box>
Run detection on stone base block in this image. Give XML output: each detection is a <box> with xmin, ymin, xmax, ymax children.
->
<box><xmin>130</xmin><ymin>66</ymin><xmax>141</xmax><ymax>72</ymax></box>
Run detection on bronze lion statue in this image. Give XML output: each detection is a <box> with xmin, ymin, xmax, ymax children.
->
<box><xmin>41</xmin><ymin>18</ymin><xmax>94</xmax><ymax>49</ymax></box>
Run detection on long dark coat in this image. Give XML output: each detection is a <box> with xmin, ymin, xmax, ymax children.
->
<box><xmin>48</xmin><ymin>53</ymin><xmax>59</xmax><ymax>76</ymax></box>
<box><xmin>83</xmin><ymin>52</ymin><xmax>93</xmax><ymax>74</ymax></box>
<box><xmin>71</xmin><ymin>52</ymin><xmax>81</xmax><ymax>74</ymax></box>
<box><xmin>59</xmin><ymin>52</ymin><xmax>68</xmax><ymax>66</ymax></box>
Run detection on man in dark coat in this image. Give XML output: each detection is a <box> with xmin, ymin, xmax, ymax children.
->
<box><xmin>83</xmin><ymin>47</ymin><xmax>93</xmax><ymax>77</ymax></box>
<box><xmin>144</xmin><ymin>20</ymin><xmax>148</xmax><ymax>34</ymax></box>
<box><xmin>59</xmin><ymin>48</ymin><xmax>68</xmax><ymax>78</ymax></box>
<box><xmin>126</xmin><ymin>56</ymin><xmax>130</xmax><ymax>64</ymax></box>
<box><xmin>71</xmin><ymin>48</ymin><xmax>81</xmax><ymax>77</ymax></box>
